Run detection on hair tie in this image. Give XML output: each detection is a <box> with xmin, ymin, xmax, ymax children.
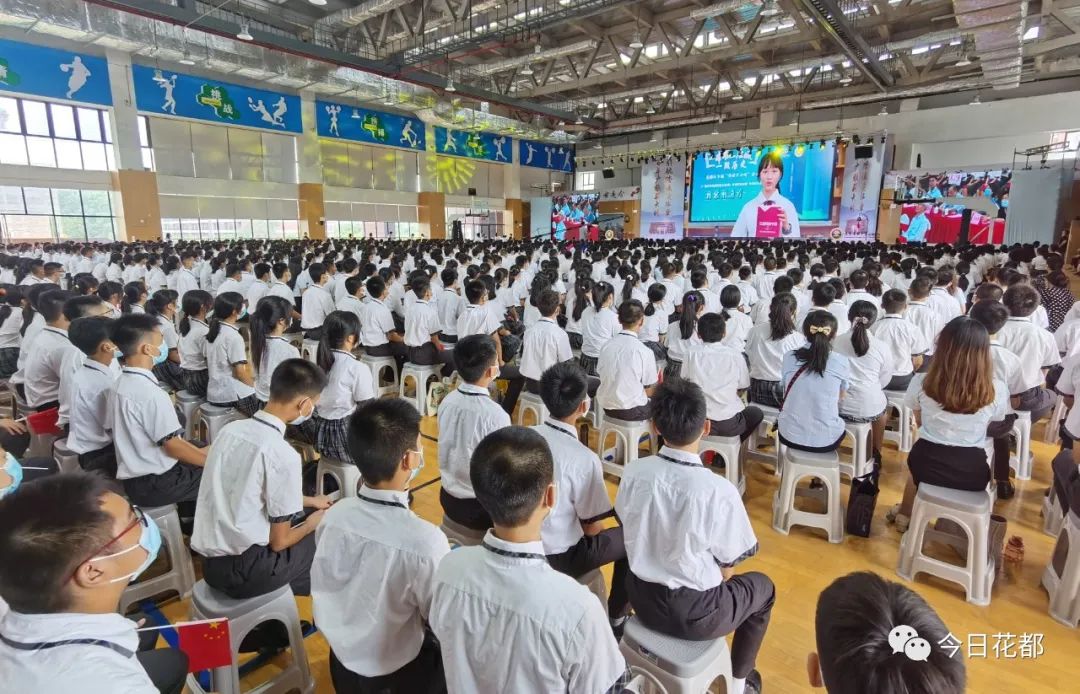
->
<box><xmin>687</xmin><ymin>295</ymin><xmax>696</xmax><ymax>302</ymax></box>
<box><xmin>854</xmin><ymin>317</ymin><xmax>869</xmax><ymax>325</ymax></box>
<box><xmin>809</xmin><ymin>325</ymin><xmax>832</xmax><ymax>336</ymax></box>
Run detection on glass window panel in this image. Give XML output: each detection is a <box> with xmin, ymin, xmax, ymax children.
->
<box><xmin>268</xmin><ymin>220</ymin><xmax>284</xmax><ymax>239</ymax></box>
<box><xmin>102</xmin><ymin>111</ymin><xmax>112</xmax><ymax>143</ymax></box>
<box><xmin>80</xmin><ymin>142</ymin><xmax>107</xmax><ymax>171</ymax></box>
<box><xmin>0</xmin><ymin>134</ymin><xmax>26</xmax><ymax>165</ymax></box>
<box><xmin>283</xmin><ymin>220</ymin><xmax>299</xmax><ymax>239</ymax></box>
<box><xmin>26</xmin><ymin>137</ymin><xmax>56</xmax><ymax>167</ymax></box>
<box><xmin>54</xmin><ymin>138</ymin><xmax>82</xmax><ymax>169</ymax></box>
<box><xmin>251</xmin><ymin>219</ymin><xmax>268</xmax><ymax>238</ymax></box>
<box><xmin>77</xmin><ymin>108</ymin><xmax>102</xmax><ymax>142</ymax></box>
<box><xmin>21</xmin><ymin>101</ymin><xmax>48</xmax><ymax>136</ymax></box>
<box><xmin>180</xmin><ymin>218</ymin><xmax>200</xmax><ymax>240</ymax></box>
<box><xmin>141</xmin><ymin>147</ymin><xmax>155</xmax><ymax>171</ymax></box>
<box><xmin>49</xmin><ymin>104</ymin><xmax>76</xmax><ymax>139</ymax></box>
<box><xmin>161</xmin><ymin>218</ymin><xmax>181</xmax><ymax>238</ymax></box>
<box><xmin>199</xmin><ymin>219</ymin><xmax>218</xmax><ymax>240</ymax></box>
<box><xmin>23</xmin><ymin>188</ymin><xmax>52</xmax><ymax>215</ymax></box>
<box><xmin>105</xmin><ymin>146</ymin><xmax>115</xmax><ymax>171</ymax></box>
<box><xmin>138</xmin><ymin>116</ymin><xmax>150</xmax><ymax>147</ymax></box>
<box><xmin>0</xmin><ymin>97</ymin><xmax>21</xmax><ymax>133</ymax></box>
<box><xmin>234</xmin><ymin>219</ymin><xmax>252</xmax><ymax>239</ymax></box>
<box><xmin>0</xmin><ymin>187</ymin><xmax>24</xmax><ymax>214</ymax></box>
<box><xmin>56</xmin><ymin>216</ymin><xmax>86</xmax><ymax>240</ymax></box>
<box><xmin>217</xmin><ymin>219</ymin><xmax>236</xmax><ymax>240</ymax></box>
<box><xmin>84</xmin><ymin>216</ymin><xmax>113</xmax><ymax>241</ymax></box>
<box><xmin>51</xmin><ymin>189</ymin><xmax>82</xmax><ymax>215</ymax></box>
<box><xmin>5</xmin><ymin>215</ymin><xmax>54</xmax><ymax>240</ymax></box>
<box><xmin>81</xmin><ymin>190</ymin><xmax>111</xmax><ymax>216</ymax></box>
<box><xmin>325</xmin><ymin>220</ymin><xmax>338</xmax><ymax>238</ymax></box>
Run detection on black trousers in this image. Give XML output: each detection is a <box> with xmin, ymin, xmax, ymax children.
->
<box><xmin>605</xmin><ymin>402</ymin><xmax>652</xmax><ymax>422</ymax></box>
<box><xmin>547</xmin><ymin>528</ymin><xmax>630</xmax><ymax>618</ymax></box>
<box><xmin>365</xmin><ymin>342</ymin><xmax>408</xmax><ymax>371</ymax></box>
<box><xmin>439</xmin><ymin>488</ymin><xmax>492</xmax><ymax>531</ymax></box>
<box><xmin>407</xmin><ymin>343</ymin><xmax>454</xmax><ymax>378</ymax></box>
<box><xmin>78</xmin><ymin>442</ymin><xmax>117</xmax><ymax>478</ymax></box>
<box><xmin>1016</xmin><ymin>385</ymin><xmax>1055</xmax><ymax>423</ymax></box>
<box><xmin>626</xmin><ymin>571</ymin><xmax>775</xmax><ymax>679</ymax></box>
<box><xmin>329</xmin><ymin>632</ymin><xmax>446</xmax><ymax>694</ymax></box>
<box><xmin>499</xmin><ymin>363</ymin><xmax>525</xmax><ymax>417</ymax></box>
<box><xmin>122</xmin><ymin>462</ymin><xmax>202</xmax><ymax>517</ymax></box>
<box><xmin>710</xmin><ymin>406</ymin><xmax>764</xmax><ymax>443</ymax></box>
<box><xmin>1052</xmin><ymin>449</ymin><xmax>1080</xmax><ymax>517</ymax></box>
<box><xmin>988</xmin><ymin>414</ymin><xmax>1018</xmax><ymax>483</ymax></box>
<box><xmin>201</xmin><ymin>534</ymin><xmax>317</xmax><ymax>600</ymax></box>
<box><xmin>136</xmin><ymin>649</ymin><xmax>189</xmax><ymax>694</ymax></box>
<box><xmin>907</xmin><ymin>439</ymin><xmax>990</xmax><ymax>491</ymax></box>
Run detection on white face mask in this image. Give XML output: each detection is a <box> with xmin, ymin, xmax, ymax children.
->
<box><xmin>290</xmin><ymin>398</ymin><xmax>315</xmax><ymax>425</ymax></box>
<box><xmin>407</xmin><ymin>449</ymin><xmax>425</xmax><ymax>484</ymax></box>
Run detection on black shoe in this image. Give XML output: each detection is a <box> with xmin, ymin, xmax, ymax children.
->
<box><xmin>610</xmin><ymin>615</ymin><xmax>629</xmax><ymax>641</ymax></box>
<box><xmin>745</xmin><ymin>669</ymin><xmax>763</xmax><ymax>694</ymax></box>
<box><xmin>997</xmin><ymin>480</ymin><xmax>1015</xmax><ymax>500</ymax></box>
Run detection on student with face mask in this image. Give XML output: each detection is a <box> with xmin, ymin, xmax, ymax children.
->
<box><xmin>0</xmin><ymin>472</ymin><xmax>189</xmax><ymax>693</ymax></box>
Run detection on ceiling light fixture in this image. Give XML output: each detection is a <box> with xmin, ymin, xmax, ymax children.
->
<box><xmin>445</xmin><ymin>75</ymin><xmax>456</xmax><ymax>92</ymax></box>
<box><xmin>760</xmin><ymin>0</ymin><xmax>781</xmax><ymax>17</ymax></box>
<box><xmin>645</xmin><ymin>102</ymin><xmax>656</xmax><ymax>114</ymax></box>
<box><xmin>179</xmin><ymin>44</ymin><xmax>195</xmax><ymax>65</ymax></box>
<box><xmin>308</xmin><ymin>0</ymin><xmax>327</xmax><ymax>5</ymax></box>
<box><xmin>629</xmin><ymin>31</ymin><xmax>644</xmax><ymax>49</ymax></box>
<box><xmin>839</xmin><ymin>74</ymin><xmax>852</xmax><ymax>84</ymax></box>
<box><xmin>520</xmin><ymin>63</ymin><xmax>534</xmax><ymax>75</ymax></box>
<box><xmin>955</xmin><ymin>55</ymin><xmax>971</xmax><ymax>67</ymax></box>
<box><xmin>969</xmin><ymin>93</ymin><xmax>982</xmax><ymax>106</ymax></box>
<box><xmin>575</xmin><ymin>114</ymin><xmax>584</xmax><ymax>125</ymax></box>
<box><xmin>878</xmin><ymin>103</ymin><xmax>888</xmax><ymax>116</ymax></box>
<box><xmin>731</xmin><ymin>92</ymin><xmax>743</xmax><ymax>101</ymax></box>
<box><xmin>236</xmin><ymin>22</ymin><xmax>253</xmax><ymax>41</ymax></box>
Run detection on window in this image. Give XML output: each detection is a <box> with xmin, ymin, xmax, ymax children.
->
<box><xmin>0</xmin><ymin>95</ymin><xmax>114</xmax><ymax>171</ymax></box>
<box><xmin>576</xmin><ymin>171</ymin><xmax>596</xmax><ymax>191</ymax></box>
<box><xmin>1048</xmin><ymin>131</ymin><xmax>1080</xmax><ymax>160</ymax></box>
<box><xmin>0</xmin><ymin>186</ymin><xmax>116</xmax><ymax>241</ymax></box>
<box><xmin>138</xmin><ymin>115</ymin><xmax>155</xmax><ymax>171</ymax></box>
<box><xmin>159</xmin><ymin>217</ymin><xmax>299</xmax><ymax>241</ymax></box>
<box><xmin>445</xmin><ymin>208</ymin><xmax>504</xmax><ymax>240</ymax></box>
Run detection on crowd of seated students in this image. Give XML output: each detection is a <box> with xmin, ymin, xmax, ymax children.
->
<box><xmin>0</xmin><ymin>233</ymin><xmax>1074</xmax><ymax>693</ymax></box>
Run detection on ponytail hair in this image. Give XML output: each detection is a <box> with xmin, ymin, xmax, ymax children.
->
<box><xmin>121</xmin><ymin>281</ymin><xmax>146</xmax><ymax>314</ymax></box>
<box><xmin>250</xmin><ymin>296</ymin><xmax>293</xmax><ymax>375</ymax></box>
<box><xmin>768</xmin><ymin>292</ymin><xmax>798</xmax><ymax>341</ymax></box>
<box><xmin>317</xmin><ymin>311</ymin><xmax>360</xmax><ymax>372</ymax></box>
<box><xmin>572</xmin><ymin>278</ymin><xmax>593</xmax><ymax>322</ymax></box>
<box><xmin>847</xmin><ymin>300</ymin><xmax>877</xmax><ymax>358</ymax></box>
<box><xmin>794</xmin><ymin>310</ymin><xmax>839</xmax><ymax>376</ymax></box>
<box><xmin>644</xmin><ymin>282</ymin><xmax>666</xmax><ymax>317</ymax></box>
<box><xmin>591</xmin><ymin>281</ymin><xmax>615</xmax><ymax>311</ymax></box>
<box><xmin>865</xmin><ymin>263</ymin><xmax>884</xmax><ymax>297</ymax></box>
<box><xmin>179</xmin><ymin>289</ymin><xmax>213</xmax><ymax>336</ymax></box>
<box><xmin>0</xmin><ymin>285</ymin><xmax>22</xmax><ymax>328</ymax></box>
<box><xmin>20</xmin><ymin>284</ymin><xmax>55</xmax><ymax>337</ymax></box>
<box><xmin>145</xmin><ymin>289</ymin><xmax>178</xmax><ymax>318</ymax></box>
<box><xmin>206</xmin><ymin>291</ymin><xmax>245</xmax><ymax>343</ymax></box>
<box><xmin>679</xmin><ymin>290</ymin><xmax>704</xmax><ymax>340</ymax></box>
<box><xmin>719</xmin><ymin>284</ymin><xmax>741</xmax><ymax>321</ymax></box>
<box><xmin>621</xmin><ymin>271</ymin><xmax>638</xmax><ymax>304</ymax></box>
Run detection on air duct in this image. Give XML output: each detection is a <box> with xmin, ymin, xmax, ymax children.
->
<box><xmin>314</xmin><ymin>0</ymin><xmax>413</xmax><ymax>30</ymax></box>
<box><xmin>688</xmin><ymin>1</ymin><xmax>762</xmax><ymax>21</ymax></box>
<box><xmin>470</xmin><ymin>40</ymin><xmax>599</xmax><ymax>76</ymax></box>
<box><xmin>952</xmin><ymin>0</ymin><xmax>1026</xmax><ymax>90</ymax></box>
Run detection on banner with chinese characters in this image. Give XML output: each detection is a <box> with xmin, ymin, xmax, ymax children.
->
<box><xmin>132</xmin><ymin>65</ymin><xmax>302</xmax><ymax>134</ymax></box>
<box><xmin>518</xmin><ymin>138</ymin><xmax>574</xmax><ymax>172</ymax></box>
<box><xmin>316</xmin><ymin>100</ymin><xmax>425</xmax><ymax>151</ymax></box>
<box><xmin>433</xmin><ymin>126</ymin><xmax>512</xmax><ymax>163</ymax></box>
<box><xmin>640</xmin><ymin>158</ymin><xmax>685</xmax><ymax>238</ymax></box>
<box><xmin>0</xmin><ymin>38</ymin><xmax>111</xmax><ymax>106</ymax></box>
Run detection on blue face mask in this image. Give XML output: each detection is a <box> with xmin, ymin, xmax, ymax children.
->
<box><xmin>407</xmin><ymin>449</ymin><xmax>425</xmax><ymax>485</ymax></box>
<box><xmin>95</xmin><ymin>508</ymin><xmax>162</xmax><ymax>584</ymax></box>
<box><xmin>238</xmin><ymin>307</ymin><xmax>248</xmax><ymax>320</ymax></box>
<box><xmin>1001</xmin><ymin>200</ymin><xmax>1009</xmax><ymax>208</ymax></box>
<box><xmin>153</xmin><ymin>340</ymin><xmax>169</xmax><ymax>366</ymax></box>
<box><xmin>0</xmin><ymin>452</ymin><xmax>22</xmax><ymax>498</ymax></box>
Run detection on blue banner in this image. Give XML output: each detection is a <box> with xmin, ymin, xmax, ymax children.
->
<box><xmin>132</xmin><ymin>65</ymin><xmax>302</xmax><ymax>134</ymax></box>
<box><xmin>0</xmin><ymin>38</ymin><xmax>111</xmax><ymax>106</ymax></box>
<box><xmin>316</xmin><ymin>100</ymin><xmax>425</xmax><ymax>151</ymax></box>
<box><xmin>519</xmin><ymin>138</ymin><xmax>574</xmax><ymax>172</ymax></box>
<box><xmin>433</xmin><ymin>126</ymin><xmax>512</xmax><ymax>163</ymax></box>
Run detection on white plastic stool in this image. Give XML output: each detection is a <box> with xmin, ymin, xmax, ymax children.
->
<box><xmin>52</xmin><ymin>437</ymin><xmax>80</xmax><ymax>473</ymax></box>
<box><xmin>399</xmin><ymin>362</ymin><xmax>439</xmax><ymax>413</ymax></box>
<box><xmin>301</xmin><ymin>338</ymin><xmax>320</xmax><ymax>363</ymax></box>
<box><xmin>119</xmin><ymin>505</ymin><xmax>196</xmax><ymax>613</ymax></box>
<box><xmin>772</xmin><ymin>448</ymin><xmax>844</xmax><ymax>543</ymax></box>
<box><xmin>897</xmin><ymin>483</ymin><xmax>994</xmax><ymax>606</ymax></box>
<box><xmin>1041</xmin><ymin>511</ymin><xmax>1080</xmax><ymax>627</ymax></box>
<box><xmin>747</xmin><ymin>404</ymin><xmax>779</xmax><ymax>457</ymax></box>
<box><xmin>192</xmin><ymin>404</ymin><xmax>245</xmax><ymax>445</ymax></box>
<box><xmin>597</xmin><ymin>415</ymin><xmax>655</xmax><ymax>478</ymax></box>
<box><xmin>361</xmin><ymin>354</ymin><xmax>399</xmax><ymax>397</ymax></box>
<box><xmin>1044</xmin><ymin>395</ymin><xmax>1069</xmax><ymax>444</ymax></box>
<box><xmin>883</xmin><ymin>390</ymin><xmax>916</xmax><ymax>453</ymax></box>
<box><xmin>578</xmin><ymin>568</ymin><xmax>608</xmax><ymax>617</ymax></box>
<box><xmin>440</xmin><ymin>516</ymin><xmax>486</xmax><ymax>548</ymax></box>
<box><xmin>174</xmin><ymin>390</ymin><xmax>205</xmax><ymax>442</ymax></box>
<box><xmin>1044</xmin><ymin>490</ymin><xmax>1066</xmax><ymax>537</ymax></box>
<box><xmin>840</xmin><ymin>420</ymin><xmax>874</xmax><ymax>481</ymax></box>
<box><xmin>1009</xmin><ymin>410</ymin><xmax>1033</xmax><ymax>481</ymax></box>
<box><xmin>187</xmin><ymin>581</ymin><xmax>314</xmax><ymax>694</ymax></box>
<box><xmin>516</xmin><ymin>390</ymin><xmax>548</xmax><ymax>426</ymax></box>
<box><xmin>315</xmin><ymin>457</ymin><xmax>361</xmax><ymax>501</ymax></box>
<box><xmin>700</xmin><ymin>435</ymin><xmax>745</xmax><ymax>495</ymax></box>
<box><xmin>619</xmin><ymin>616</ymin><xmax>733</xmax><ymax>694</ymax></box>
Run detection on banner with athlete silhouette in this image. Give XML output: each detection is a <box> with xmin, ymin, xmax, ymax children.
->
<box><xmin>518</xmin><ymin>138</ymin><xmax>574</xmax><ymax>172</ymax></box>
<box><xmin>433</xmin><ymin>126</ymin><xmax>513</xmax><ymax>164</ymax></box>
<box><xmin>0</xmin><ymin>38</ymin><xmax>111</xmax><ymax>106</ymax></box>
<box><xmin>316</xmin><ymin>100</ymin><xmax>426</xmax><ymax>151</ymax></box>
<box><xmin>132</xmin><ymin>65</ymin><xmax>302</xmax><ymax>134</ymax></box>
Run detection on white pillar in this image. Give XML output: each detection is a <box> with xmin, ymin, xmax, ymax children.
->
<box><xmin>104</xmin><ymin>50</ymin><xmax>142</xmax><ymax>171</ymax></box>
<box><xmin>298</xmin><ymin>91</ymin><xmax>323</xmax><ymax>184</ymax></box>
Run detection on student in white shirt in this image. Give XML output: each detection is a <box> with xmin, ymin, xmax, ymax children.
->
<box><xmin>359</xmin><ymin>275</ymin><xmax>407</xmax><ymax>367</ymax></box>
<box><xmin>205</xmin><ymin>292</ymin><xmax>259</xmax><ymax>417</ymax></box>
<box><xmin>665</xmin><ymin>290</ymin><xmax>706</xmax><ymax>379</ymax></box>
<box><xmin>719</xmin><ymin>285</ymin><xmax>754</xmax><ymax>353</ymax></box>
<box><xmin>313</xmin><ymin>398</ymin><xmax>450</xmax><ymax>693</ymax></box>
<box><xmin>436</xmin><ymin>267</ymin><xmax>462</xmax><ymax>346</ymax></box>
<box><xmin>245</xmin><ymin>262</ymin><xmax>271</xmax><ymax>310</ymax></box>
<box><xmin>193</xmin><ymin>359</ymin><xmax>329</xmax><ymax>603</ymax></box>
<box><xmin>66</xmin><ymin>316</ymin><xmax>121</xmax><ymax>477</ymax></box>
<box><xmin>870</xmin><ymin>290</ymin><xmax>928</xmax><ymax>391</ymax></box>
<box><xmin>0</xmin><ymin>287</ymin><xmax>22</xmax><ymax>379</ymax></box>
<box><xmin>97</xmin><ymin>281</ymin><xmax>123</xmax><ymax>318</ymax></box>
<box><xmin>736</xmin><ymin>266</ymin><xmax>760</xmax><ymax>308</ymax></box>
<box><xmin>905</xmin><ymin>276</ymin><xmax>942</xmax><ymax>371</ymax></box>
<box><xmin>335</xmin><ymin>274</ymin><xmax>366</xmax><ymax>322</ymax></box>
<box><xmin>564</xmin><ymin>277</ymin><xmax>591</xmax><ymax>350</ymax></box>
<box><xmin>746</xmin><ymin>293</ymin><xmax>803</xmax><ymax>409</ymax></box>
<box><xmin>300</xmin><ymin>262</ymin><xmax>337</xmax><ymax>341</ymax></box>
<box><xmin>597</xmin><ymin>301</ymin><xmax>659</xmax><ymax>421</ymax></box>
<box><xmin>578</xmin><ymin>281</ymin><xmax>619</xmax><ymax>377</ymax></box>
<box><xmin>778</xmin><ymin>311</ymin><xmax>851</xmax><ymax>453</ymax></box>
<box><xmin>615</xmin><ymin>379</ymin><xmax>771</xmax><ymax>694</ymax></box>
<box><xmin>437</xmin><ymin>335</ymin><xmax>511</xmax><ymax>531</ymax></box>
<box><xmin>639</xmin><ymin>283</ymin><xmax>670</xmax><ymax>362</ymax></box>
<box><xmin>518</xmin><ymin>288</ymin><xmax>572</xmax><ymax>393</ymax></box>
<box><xmin>249</xmin><ymin>296</ymin><xmax>301</xmax><ymax>407</ymax></box>
<box><xmin>18</xmin><ymin>258</ymin><xmax>46</xmax><ymax>286</ymax></box>
<box><xmin>430</xmin><ymin>426</ymin><xmax>630</xmax><ymax>694</ymax></box>
<box><xmin>998</xmin><ymin>283</ymin><xmax>1059</xmax><ymax>422</ymax></box>
<box><xmin>23</xmin><ymin>289</ymin><xmax>80</xmax><ymax>411</ymax></box>
<box><xmin>0</xmin><ymin>473</ymin><xmax>190</xmax><ymax>694</ymax></box>
<box><xmin>403</xmin><ymin>276</ymin><xmax>454</xmax><ymax>378</ymax></box>
<box><xmin>682</xmin><ymin>312</ymin><xmax>763</xmax><ymax>442</ymax></box>
<box><xmin>175</xmin><ymin>251</ymin><xmax>201</xmax><ymax>304</ymax></box>
<box><xmin>121</xmin><ymin>282</ymin><xmax>147</xmax><ymax>315</ymax></box>
<box><xmin>834</xmin><ymin>302</ymin><xmax>892</xmax><ymax>462</ymax></box>
<box><xmin>928</xmin><ymin>267</ymin><xmax>963</xmax><ymax>325</ymax></box>
<box><xmin>145</xmin><ymin>254</ymin><xmax>167</xmax><ymax>294</ymax></box>
<box><xmin>177</xmin><ymin>290</ymin><xmax>213</xmax><ymax>397</ymax></box>
<box><xmin>146</xmin><ymin>290</ymin><xmax>185</xmax><ymax>392</ymax></box>
<box><xmin>109</xmin><ymin>314</ymin><xmax>208</xmax><ymax>512</ymax></box>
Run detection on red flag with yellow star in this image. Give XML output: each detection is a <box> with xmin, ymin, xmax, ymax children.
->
<box><xmin>177</xmin><ymin>619</ymin><xmax>232</xmax><ymax>672</ymax></box>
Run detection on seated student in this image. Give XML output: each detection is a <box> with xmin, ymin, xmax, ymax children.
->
<box><xmin>437</xmin><ymin>335</ymin><xmax>511</xmax><ymax>531</ymax></box>
<box><xmin>312</xmin><ymin>398</ymin><xmax>450</xmax><ymax>694</ymax></box>
<box><xmin>596</xmin><ymin>300</ymin><xmax>659</xmax><ymax>421</ymax></box>
<box><xmin>928</xmin><ymin>267</ymin><xmax>964</xmax><ymax>325</ymax></box>
<box><xmin>205</xmin><ymin>291</ymin><xmax>259</xmax><ymax>417</ymax></box>
<box><xmin>746</xmin><ymin>293</ymin><xmax>804</xmax><ymax>409</ymax></box>
<box><xmin>564</xmin><ymin>277</ymin><xmax>592</xmax><ymax>350</ymax></box>
<box><xmin>336</xmin><ymin>275</ymin><xmax>366</xmax><ymax>322</ymax></box>
<box><xmin>870</xmin><ymin>289</ymin><xmax>927</xmax><ymax>391</ymax></box>
<box><xmin>534</xmin><ymin>362</ymin><xmax>630</xmax><ymax>623</ymax></box>
<box><xmin>66</xmin><ymin>316</ymin><xmax>121</xmax><ymax>477</ymax></box>
<box><xmin>22</xmin><ymin>289</ymin><xmax>77</xmax><ymax>411</ymax></box>
<box><xmin>682</xmin><ymin>312</ymin><xmax>762</xmax><ymax>441</ymax></box>
<box><xmin>54</xmin><ymin>295</ymin><xmax>114</xmax><ymax>428</ymax></box>
<box><xmin>834</xmin><ymin>302</ymin><xmax>892</xmax><ymax>463</ymax></box>
<box><xmin>110</xmin><ymin>314</ymin><xmax>208</xmax><ymax>512</ymax></box>
<box><xmin>639</xmin><ymin>283</ymin><xmax>669</xmax><ymax>362</ymax></box>
<box><xmin>437</xmin><ymin>267</ymin><xmax>462</xmax><ymax>346</ymax></box>
<box><xmin>457</xmin><ymin>278</ymin><xmax>525</xmax><ymax>414</ymax></box>
<box><xmin>301</xmin><ymin>311</ymin><xmax>376</xmax><ymax>465</ymax></box>
<box><xmin>0</xmin><ymin>285</ymin><xmax>23</xmax><ymax>379</ymax></box>
<box><xmin>997</xmin><ymin>284</ymin><xmax>1059</xmax><ymax>422</ymax></box>
<box><xmin>616</xmin><ymin>379</ymin><xmax>771</xmax><ymax>694</ymax></box>
<box><xmin>300</xmin><ymin>262</ymin><xmax>336</xmax><ymax>341</ymax></box>
<box><xmin>778</xmin><ymin>311</ymin><xmax>851</xmax><ymax>453</ymax></box>
<box><xmin>403</xmin><ymin>276</ymin><xmax>454</xmax><ymax>378</ymax></box>
<box><xmin>578</xmin><ymin>280</ymin><xmax>619</xmax><ymax>376</ymax></box>
<box><xmin>177</xmin><ymin>289</ymin><xmax>213</xmax><ymax>397</ymax></box>
<box><xmin>121</xmin><ymin>281</ymin><xmax>147</xmax><ymax>314</ymax></box>
<box><xmin>267</xmin><ymin>262</ymin><xmax>301</xmax><ymax>323</ymax></box>
<box><xmin>719</xmin><ymin>284</ymin><xmax>754</xmax><ymax>352</ymax></box>
<box><xmin>665</xmin><ymin>290</ymin><xmax>706</xmax><ymax>379</ymax></box>
<box><xmin>214</xmin><ymin>263</ymin><xmax>244</xmax><ymax>298</ymax></box>
<box><xmin>736</xmin><ymin>265</ymin><xmax>760</xmax><ymax>308</ymax></box>
<box><xmin>0</xmin><ymin>473</ymin><xmax>190</xmax><ymax>694</ymax></box>
<box><xmin>249</xmin><ymin>296</ymin><xmax>300</xmax><ymax>408</ymax></box>
<box><xmin>905</xmin><ymin>276</ymin><xmax>942</xmax><ymax>372</ymax></box>
<box><xmin>145</xmin><ymin>290</ymin><xmax>184</xmax><ymax>392</ymax></box>
<box><xmin>518</xmin><ymin>288</ymin><xmax>572</xmax><ymax>394</ymax></box>
<box><xmin>192</xmin><ymin>359</ymin><xmax>330</xmax><ymax>600</ymax></box>
<box><xmin>98</xmin><ymin>281</ymin><xmax>124</xmax><ymax>317</ymax></box>
<box><xmin>809</xmin><ymin>571</ymin><xmax>966</xmax><ymax>694</ymax></box>
<box><xmin>359</xmin><ymin>275</ymin><xmax>407</xmax><ymax>367</ymax></box>
<box><xmin>797</xmin><ymin>282</ymin><xmax>849</xmax><ymax>337</ymax></box>
<box><xmin>751</xmin><ymin>275</ymin><xmax>795</xmax><ymax>326</ymax></box>
<box><xmin>245</xmin><ymin>262</ymin><xmax>271</xmax><ymax>310</ymax></box>
<box><xmin>430</xmin><ymin>426</ymin><xmax>629</xmax><ymax>693</ymax></box>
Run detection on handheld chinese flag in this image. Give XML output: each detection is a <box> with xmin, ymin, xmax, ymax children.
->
<box><xmin>177</xmin><ymin>619</ymin><xmax>232</xmax><ymax>672</ymax></box>
<box><xmin>26</xmin><ymin>407</ymin><xmax>62</xmax><ymax>436</ymax></box>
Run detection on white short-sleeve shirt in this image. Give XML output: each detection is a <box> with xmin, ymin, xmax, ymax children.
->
<box><xmin>317</xmin><ymin>350</ymin><xmax>377</xmax><ymax>420</ymax></box>
<box><xmin>436</xmin><ymin>384</ymin><xmax>511</xmax><ymax>499</ymax></box>
<box><xmin>254</xmin><ymin>336</ymin><xmax>300</xmax><ymax>402</ymax></box>
<box><xmin>833</xmin><ymin>332</ymin><xmax>891</xmax><ymax>418</ymax></box>
<box><xmin>996</xmin><ymin>316</ymin><xmax>1060</xmax><ymax>390</ymax></box>
<box><xmin>404</xmin><ymin>299</ymin><xmax>441</xmax><ymax>347</ymax></box>
<box><xmin>745</xmin><ymin>323</ymin><xmax>804</xmax><ymax>381</ymax></box>
<box><xmin>456</xmin><ymin>303</ymin><xmax>501</xmax><ymax>339</ymax></box>
<box><xmin>359</xmin><ymin>298</ymin><xmax>395</xmax><ymax>347</ymax></box>
<box><xmin>66</xmin><ymin>360</ymin><xmax>120</xmax><ymax>454</ymax></box>
<box><xmin>905</xmin><ymin>301</ymin><xmax>944</xmax><ymax>356</ymax></box>
<box><xmin>681</xmin><ymin>342</ymin><xmax>750</xmax><ymax>422</ymax></box>
<box><xmin>178</xmin><ymin>318</ymin><xmax>209</xmax><ymax>371</ymax></box>
<box><xmin>597</xmin><ymin>331</ymin><xmax>657</xmax><ymax>412</ymax></box>
<box><xmin>904</xmin><ymin>373</ymin><xmax>1008</xmax><ymax>447</ymax></box>
<box><xmin>580</xmin><ymin>306</ymin><xmax>620</xmax><ymax>358</ymax></box>
<box><xmin>110</xmin><ymin>367</ymin><xmax>184</xmax><ymax>479</ymax></box>
<box><xmin>519</xmin><ymin>318</ymin><xmax>572</xmax><ymax>381</ymax></box>
<box><xmin>206</xmin><ymin>323</ymin><xmax>255</xmax><ymax>404</ymax></box>
<box><xmin>301</xmin><ymin>284</ymin><xmax>336</xmax><ymax>330</ymax></box>
<box><xmin>870</xmin><ymin>314</ymin><xmax>929</xmax><ymax>377</ymax></box>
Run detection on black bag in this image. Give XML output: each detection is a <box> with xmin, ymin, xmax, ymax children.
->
<box><xmin>845</xmin><ymin>463</ymin><xmax>880</xmax><ymax>537</ymax></box>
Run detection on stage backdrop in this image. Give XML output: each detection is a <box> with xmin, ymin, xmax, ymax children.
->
<box><xmin>838</xmin><ymin>139</ymin><xmax>888</xmax><ymax>241</ymax></box>
<box><xmin>640</xmin><ymin>158</ymin><xmax>685</xmax><ymax>239</ymax></box>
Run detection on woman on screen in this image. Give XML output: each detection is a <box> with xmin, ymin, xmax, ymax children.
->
<box><xmin>731</xmin><ymin>151</ymin><xmax>800</xmax><ymax>239</ymax></box>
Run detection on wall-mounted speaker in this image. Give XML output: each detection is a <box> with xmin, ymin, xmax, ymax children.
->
<box><xmin>467</xmin><ymin>187</ymin><xmax>477</xmax><ymax>196</ymax></box>
<box><xmin>602</xmin><ymin>168</ymin><xmax>615</xmax><ymax>179</ymax></box>
<box><xmin>854</xmin><ymin>144</ymin><xmax>874</xmax><ymax>159</ymax></box>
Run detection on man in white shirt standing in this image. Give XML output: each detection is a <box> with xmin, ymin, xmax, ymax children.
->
<box><xmin>430</xmin><ymin>426</ymin><xmax>630</xmax><ymax>693</ymax></box>
<box><xmin>313</xmin><ymin>398</ymin><xmax>449</xmax><ymax>693</ymax></box>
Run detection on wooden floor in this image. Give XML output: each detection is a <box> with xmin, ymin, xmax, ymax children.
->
<box><xmin>154</xmin><ymin>406</ymin><xmax>1079</xmax><ymax>693</ymax></box>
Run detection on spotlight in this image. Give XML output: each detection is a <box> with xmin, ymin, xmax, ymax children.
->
<box><xmin>575</xmin><ymin>114</ymin><xmax>583</xmax><ymax>125</ymax></box>
<box><xmin>179</xmin><ymin>50</ymin><xmax>196</xmax><ymax>66</ymax></box>
<box><xmin>838</xmin><ymin>74</ymin><xmax>852</xmax><ymax>85</ymax></box>
<box><xmin>520</xmin><ymin>63</ymin><xmax>534</xmax><ymax>76</ymax></box>
<box><xmin>853</xmin><ymin>134</ymin><xmax>861</xmax><ymax>145</ymax></box>
<box><xmin>308</xmin><ymin>0</ymin><xmax>327</xmax><ymax>4</ymax></box>
<box><xmin>445</xmin><ymin>76</ymin><xmax>456</xmax><ymax>93</ymax></box>
<box><xmin>955</xmin><ymin>55</ymin><xmax>971</xmax><ymax>67</ymax></box>
<box><xmin>629</xmin><ymin>31</ymin><xmax>644</xmax><ymax>49</ymax></box>
<box><xmin>819</xmin><ymin>139</ymin><xmax>826</xmax><ymax>148</ymax></box>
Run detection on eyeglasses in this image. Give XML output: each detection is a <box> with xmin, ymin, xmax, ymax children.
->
<box><xmin>68</xmin><ymin>504</ymin><xmax>147</xmax><ymax>582</ymax></box>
